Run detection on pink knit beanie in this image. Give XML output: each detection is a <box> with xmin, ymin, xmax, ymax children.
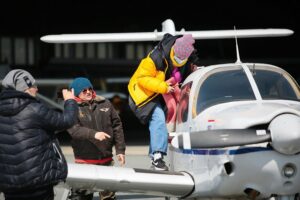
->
<box><xmin>173</xmin><ymin>34</ymin><xmax>195</xmax><ymax>60</ymax></box>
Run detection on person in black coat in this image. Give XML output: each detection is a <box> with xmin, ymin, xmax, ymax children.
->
<box><xmin>0</xmin><ymin>69</ymin><xmax>78</xmax><ymax>200</ymax></box>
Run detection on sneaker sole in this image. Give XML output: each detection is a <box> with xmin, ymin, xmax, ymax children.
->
<box><xmin>150</xmin><ymin>165</ymin><xmax>169</xmax><ymax>171</ymax></box>
<box><xmin>155</xmin><ymin>167</ymin><xmax>169</xmax><ymax>171</ymax></box>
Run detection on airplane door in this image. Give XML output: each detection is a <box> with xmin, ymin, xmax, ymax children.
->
<box><xmin>176</xmin><ymin>81</ymin><xmax>193</xmax><ymax>132</ymax></box>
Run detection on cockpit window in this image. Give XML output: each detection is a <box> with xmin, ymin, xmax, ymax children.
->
<box><xmin>252</xmin><ymin>69</ymin><xmax>300</xmax><ymax>100</ymax></box>
<box><xmin>196</xmin><ymin>68</ymin><xmax>255</xmax><ymax>114</ymax></box>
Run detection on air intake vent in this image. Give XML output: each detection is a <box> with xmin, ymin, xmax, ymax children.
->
<box><xmin>244</xmin><ymin>188</ymin><xmax>260</xmax><ymax>199</ymax></box>
<box><xmin>224</xmin><ymin>162</ymin><xmax>234</xmax><ymax>175</ymax></box>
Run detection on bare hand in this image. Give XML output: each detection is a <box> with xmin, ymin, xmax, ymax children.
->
<box><xmin>94</xmin><ymin>132</ymin><xmax>111</xmax><ymax>141</ymax></box>
<box><xmin>173</xmin><ymin>82</ymin><xmax>179</xmax><ymax>88</ymax></box>
<box><xmin>167</xmin><ymin>85</ymin><xmax>175</xmax><ymax>93</ymax></box>
<box><xmin>62</xmin><ymin>89</ymin><xmax>75</xmax><ymax>100</ymax></box>
<box><xmin>117</xmin><ymin>154</ymin><xmax>125</xmax><ymax>166</ymax></box>
<box><xmin>191</xmin><ymin>64</ymin><xmax>198</xmax><ymax>71</ymax></box>
<box><xmin>165</xmin><ymin>77</ymin><xmax>175</xmax><ymax>85</ymax></box>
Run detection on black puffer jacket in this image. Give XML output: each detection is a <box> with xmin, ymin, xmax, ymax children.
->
<box><xmin>0</xmin><ymin>89</ymin><xmax>78</xmax><ymax>193</ymax></box>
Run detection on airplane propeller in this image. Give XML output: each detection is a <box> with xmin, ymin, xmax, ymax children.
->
<box><xmin>175</xmin><ymin>129</ymin><xmax>271</xmax><ymax>149</ymax></box>
<box><xmin>173</xmin><ymin>114</ymin><xmax>300</xmax><ymax>155</ymax></box>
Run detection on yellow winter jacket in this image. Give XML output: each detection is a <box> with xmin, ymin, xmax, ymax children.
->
<box><xmin>128</xmin><ymin>55</ymin><xmax>169</xmax><ymax>107</ymax></box>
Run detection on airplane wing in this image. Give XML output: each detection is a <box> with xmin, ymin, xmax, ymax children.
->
<box><xmin>41</xmin><ymin>32</ymin><xmax>166</xmax><ymax>43</ymax></box>
<box><xmin>40</xmin><ymin>19</ymin><xmax>293</xmax><ymax>43</ymax></box>
<box><xmin>40</xmin><ymin>29</ymin><xmax>293</xmax><ymax>43</ymax></box>
<box><xmin>65</xmin><ymin>163</ymin><xmax>195</xmax><ymax>198</ymax></box>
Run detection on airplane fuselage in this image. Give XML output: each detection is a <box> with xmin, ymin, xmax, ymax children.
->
<box><xmin>169</xmin><ymin>63</ymin><xmax>300</xmax><ymax>199</ymax></box>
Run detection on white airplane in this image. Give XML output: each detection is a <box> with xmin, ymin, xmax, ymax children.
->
<box><xmin>41</xmin><ymin>19</ymin><xmax>300</xmax><ymax>200</ymax></box>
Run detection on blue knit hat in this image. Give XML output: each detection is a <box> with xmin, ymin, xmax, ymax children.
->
<box><xmin>69</xmin><ymin>77</ymin><xmax>93</xmax><ymax>96</ymax></box>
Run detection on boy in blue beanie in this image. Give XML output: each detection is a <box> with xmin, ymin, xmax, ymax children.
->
<box><xmin>69</xmin><ymin>77</ymin><xmax>93</xmax><ymax>97</ymax></box>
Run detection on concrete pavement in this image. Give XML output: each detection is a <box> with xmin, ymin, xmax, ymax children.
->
<box><xmin>61</xmin><ymin>145</ymin><xmax>149</xmax><ymax>156</ymax></box>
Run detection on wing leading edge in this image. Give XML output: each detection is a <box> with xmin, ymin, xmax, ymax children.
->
<box><xmin>66</xmin><ymin>163</ymin><xmax>195</xmax><ymax>198</ymax></box>
<box><xmin>40</xmin><ymin>19</ymin><xmax>293</xmax><ymax>43</ymax></box>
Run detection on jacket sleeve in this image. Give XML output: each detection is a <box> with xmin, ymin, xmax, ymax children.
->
<box><xmin>67</xmin><ymin>123</ymin><xmax>97</xmax><ymax>140</ymax></box>
<box><xmin>35</xmin><ymin>99</ymin><xmax>78</xmax><ymax>131</ymax></box>
<box><xmin>137</xmin><ymin>58</ymin><xmax>169</xmax><ymax>94</ymax></box>
<box><xmin>110</xmin><ymin>102</ymin><xmax>126</xmax><ymax>155</ymax></box>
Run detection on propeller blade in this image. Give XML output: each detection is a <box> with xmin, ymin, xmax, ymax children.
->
<box><xmin>177</xmin><ymin>129</ymin><xmax>271</xmax><ymax>148</ymax></box>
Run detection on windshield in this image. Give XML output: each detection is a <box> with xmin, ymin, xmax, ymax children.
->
<box><xmin>249</xmin><ymin>65</ymin><xmax>300</xmax><ymax>101</ymax></box>
<box><xmin>195</xmin><ymin>67</ymin><xmax>255</xmax><ymax>114</ymax></box>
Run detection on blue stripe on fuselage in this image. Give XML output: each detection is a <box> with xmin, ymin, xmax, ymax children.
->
<box><xmin>171</xmin><ymin>146</ymin><xmax>273</xmax><ymax>155</ymax></box>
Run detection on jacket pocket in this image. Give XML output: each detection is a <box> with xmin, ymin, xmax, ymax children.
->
<box><xmin>129</xmin><ymin>96</ymin><xmax>157</xmax><ymax>125</ymax></box>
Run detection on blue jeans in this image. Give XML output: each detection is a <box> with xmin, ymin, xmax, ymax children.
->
<box><xmin>148</xmin><ymin>103</ymin><xmax>168</xmax><ymax>157</ymax></box>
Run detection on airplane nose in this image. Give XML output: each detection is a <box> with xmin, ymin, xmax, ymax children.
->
<box><xmin>269</xmin><ymin>114</ymin><xmax>300</xmax><ymax>155</ymax></box>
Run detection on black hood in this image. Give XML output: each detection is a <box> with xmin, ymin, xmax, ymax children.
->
<box><xmin>0</xmin><ymin>89</ymin><xmax>36</xmax><ymax>116</ymax></box>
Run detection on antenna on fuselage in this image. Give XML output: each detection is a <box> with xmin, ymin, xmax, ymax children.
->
<box><xmin>234</xmin><ymin>26</ymin><xmax>242</xmax><ymax>64</ymax></box>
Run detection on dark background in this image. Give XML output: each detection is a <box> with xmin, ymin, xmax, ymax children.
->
<box><xmin>0</xmin><ymin>0</ymin><xmax>299</xmax><ymax>75</ymax></box>
<box><xmin>0</xmin><ymin>0</ymin><xmax>299</xmax><ymax>144</ymax></box>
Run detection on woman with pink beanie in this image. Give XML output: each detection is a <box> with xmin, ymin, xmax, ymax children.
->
<box><xmin>128</xmin><ymin>33</ymin><xmax>197</xmax><ymax>171</ymax></box>
<box><xmin>163</xmin><ymin>34</ymin><xmax>197</xmax><ymax>132</ymax></box>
